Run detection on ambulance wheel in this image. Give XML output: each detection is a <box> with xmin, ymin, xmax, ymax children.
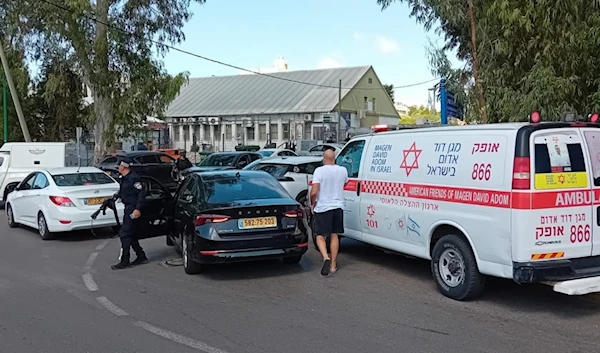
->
<box><xmin>431</xmin><ymin>234</ymin><xmax>485</xmax><ymax>301</ymax></box>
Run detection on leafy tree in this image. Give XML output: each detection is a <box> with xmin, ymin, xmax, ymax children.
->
<box><xmin>3</xmin><ymin>0</ymin><xmax>201</xmax><ymax>161</ymax></box>
<box><xmin>378</xmin><ymin>0</ymin><xmax>600</xmax><ymax>123</ymax></box>
<box><xmin>399</xmin><ymin>105</ymin><xmax>440</xmax><ymax>124</ymax></box>
<box><xmin>384</xmin><ymin>84</ymin><xmax>395</xmax><ymax>101</ymax></box>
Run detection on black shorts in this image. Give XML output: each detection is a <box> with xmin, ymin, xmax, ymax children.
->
<box><xmin>314</xmin><ymin>208</ymin><xmax>344</xmax><ymax>237</ymax></box>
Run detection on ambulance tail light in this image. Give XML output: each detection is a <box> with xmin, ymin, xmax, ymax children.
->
<box><xmin>512</xmin><ymin>157</ymin><xmax>531</xmax><ymax>190</ymax></box>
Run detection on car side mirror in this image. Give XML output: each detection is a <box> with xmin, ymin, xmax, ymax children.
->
<box><xmin>6</xmin><ymin>184</ymin><xmax>18</xmax><ymax>193</ymax></box>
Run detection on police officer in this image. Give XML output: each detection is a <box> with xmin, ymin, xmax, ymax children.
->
<box><xmin>111</xmin><ymin>157</ymin><xmax>148</xmax><ymax>270</ymax></box>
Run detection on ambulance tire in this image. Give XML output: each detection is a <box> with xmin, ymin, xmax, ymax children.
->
<box><xmin>431</xmin><ymin>234</ymin><xmax>485</xmax><ymax>301</ymax></box>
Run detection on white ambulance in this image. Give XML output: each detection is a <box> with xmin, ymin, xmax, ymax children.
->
<box><xmin>316</xmin><ymin>113</ymin><xmax>600</xmax><ymax>301</ymax></box>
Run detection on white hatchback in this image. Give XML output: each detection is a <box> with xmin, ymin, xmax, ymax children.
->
<box><xmin>5</xmin><ymin>167</ymin><xmax>124</xmax><ymax>240</ymax></box>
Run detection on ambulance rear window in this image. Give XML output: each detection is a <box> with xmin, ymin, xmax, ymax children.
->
<box><xmin>534</xmin><ymin>143</ymin><xmax>586</xmax><ymax>173</ymax></box>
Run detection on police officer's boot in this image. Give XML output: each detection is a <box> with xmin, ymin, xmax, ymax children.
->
<box><xmin>111</xmin><ymin>259</ymin><xmax>131</xmax><ymax>270</ymax></box>
<box><xmin>131</xmin><ymin>252</ymin><xmax>149</xmax><ymax>265</ymax></box>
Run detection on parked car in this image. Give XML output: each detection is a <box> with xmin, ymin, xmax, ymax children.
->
<box><xmin>192</xmin><ymin>152</ymin><xmax>263</xmax><ymax>171</ymax></box>
<box><xmin>256</xmin><ymin>148</ymin><xmax>298</xmax><ymax>159</ymax></box>
<box><xmin>300</xmin><ymin>143</ymin><xmax>345</xmax><ymax>156</ymax></box>
<box><xmin>95</xmin><ymin>151</ymin><xmax>180</xmax><ymax>192</ymax></box>
<box><xmin>5</xmin><ymin>167</ymin><xmax>125</xmax><ymax>239</ymax></box>
<box><xmin>244</xmin><ymin>156</ymin><xmax>322</xmax><ymax>206</ymax></box>
<box><xmin>165</xmin><ymin>170</ymin><xmax>309</xmax><ymax>274</ymax></box>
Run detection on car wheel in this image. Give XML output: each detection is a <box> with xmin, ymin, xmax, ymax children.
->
<box><xmin>182</xmin><ymin>234</ymin><xmax>204</xmax><ymax>274</ymax></box>
<box><xmin>283</xmin><ymin>255</ymin><xmax>302</xmax><ymax>265</ymax></box>
<box><xmin>37</xmin><ymin>212</ymin><xmax>54</xmax><ymax>240</ymax></box>
<box><xmin>6</xmin><ymin>204</ymin><xmax>18</xmax><ymax>228</ymax></box>
<box><xmin>431</xmin><ymin>234</ymin><xmax>485</xmax><ymax>301</ymax></box>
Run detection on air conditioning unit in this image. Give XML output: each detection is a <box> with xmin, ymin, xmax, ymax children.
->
<box><xmin>304</xmin><ymin>114</ymin><xmax>312</xmax><ymax>121</ymax></box>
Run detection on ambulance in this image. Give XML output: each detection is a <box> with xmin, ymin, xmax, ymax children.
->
<box><xmin>313</xmin><ymin>112</ymin><xmax>600</xmax><ymax>301</ymax></box>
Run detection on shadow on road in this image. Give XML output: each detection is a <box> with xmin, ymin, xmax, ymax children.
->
<box><xmin>339</xmin><ymin>238</ymin><xmax>600</xmax><ymax>318</ymax></box>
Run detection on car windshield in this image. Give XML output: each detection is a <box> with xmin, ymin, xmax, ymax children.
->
<box><xmin>257</xmin><ymin>150</ymin><xmax>274</xmax><ymax>157</ymax></box>
<box><xmin>203</xmin><ymin>176</ymin><xmax>290</xmax><ymax>204</ymax></box>
<box><xmin>199</xmin><ymin>154</ymin><xmax>237</xmax><ymax>166</ymax></box>
<box><xmin>52</xmin><ymin>172</ymin><xmax>115</xmax><ymax>187</ymax></box>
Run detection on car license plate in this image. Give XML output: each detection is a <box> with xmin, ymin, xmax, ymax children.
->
<box><xmin>85</xmin><ymin>197</ymin><xmax>105</xmax><ymax>205</ymax></box>
<box><xmin>238</xmin><ymin>216</ymin><xmax>277</xmax><ymax>229</ymax></box>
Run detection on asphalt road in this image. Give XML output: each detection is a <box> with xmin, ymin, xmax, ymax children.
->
<box><xmin>2</xmin><ymin>218</ymin><xmax>600</xmax><ymax>353</ymax></box>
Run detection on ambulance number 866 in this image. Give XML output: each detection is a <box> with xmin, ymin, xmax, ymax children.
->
<box><xmin>570</xmin><ymin>224</ymin><xmax>591</xmax><ymax>243</ymax></box>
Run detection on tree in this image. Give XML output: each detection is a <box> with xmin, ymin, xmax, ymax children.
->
<box><xmin>384</xmin><ymin>84</ymin><xmax>395</xmax><ymax>101</ymax></box>
<box><xmin>3</xmin><ymin>0</ymin><xmax>201</xmax><ymax>161</ymax></box>
<box><xmin>378</xmin><ymin>1</ymin><xmax>600</xmax><ymax>123</ymax></box>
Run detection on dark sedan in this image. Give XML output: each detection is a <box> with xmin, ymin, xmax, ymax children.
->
<box><xmin>167</xmin><ymin>170</ymin><xmax>309</xmax><ymax>274</ymax></box>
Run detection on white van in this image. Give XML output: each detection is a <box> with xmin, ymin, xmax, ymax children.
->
<box><xmin>0</xmin><ymin>142</ymin><xmax>84</xmax><ymax>202</ymax></box>
<box><xmin>312</xmin><ymin>115</ymin><xmax>600</xmax><ymax>300</ymax></box>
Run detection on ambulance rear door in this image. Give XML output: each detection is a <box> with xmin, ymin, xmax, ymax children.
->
<box><xmin>525</xmin><ymin>128</ymin><xmax>593</xmax><ymax>261</ymax></box>
<box><xmin>578</xmin><ymin>127</ymin><xmax>600</xmax><ymax>256</ymax></box>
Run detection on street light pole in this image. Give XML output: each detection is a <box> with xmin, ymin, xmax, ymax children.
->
<box><xmin>3</xmin><ymin>74</ymin><xmax>7</xmax><ymax>143</ymax></box>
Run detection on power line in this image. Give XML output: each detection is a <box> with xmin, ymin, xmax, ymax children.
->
<box><xmin>37</xmin><ymin>0</ymin><xmax>439</xmax><ymax>91</ymax></box>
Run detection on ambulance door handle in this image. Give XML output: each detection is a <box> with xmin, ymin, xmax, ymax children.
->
<box><xmin>356</xmin><ymin>181</ymin><xmax>361</xmax><ymax>196</ymax></box>
<box><xmin>597</xmin><ymin>206</ymin><xmax>600</xmax><ymax>226</ymax></box>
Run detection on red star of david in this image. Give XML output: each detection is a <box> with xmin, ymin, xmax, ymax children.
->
<box><xmin>558</xmin><ymin>174</ymin><xmax>566</xmax><ymax>184</ymax></box>
<box><xmin>400</xmin><ymin>142</ymin><xmax>422</xmax><ymax>176</ymax></box>
<box><xmin>552</xmin><ymin>136</ymin><xmax>560</xmax><ymax>143</ymax></box>
<box><xmin>367</xmin><ymin>204</ymin><xmax>375</xmax><ymax>218</ymax></box>
<box><xmin>397</xmin><ymin>219</ymin><xmax>404</xmax><ymax>228</ymax></box>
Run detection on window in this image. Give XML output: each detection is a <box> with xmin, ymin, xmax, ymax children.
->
<box><xmin>368</xmin><ymin>78</ymin><xmax>373</xmax><ymax>84</ymax></box>
<box><xmin>257</xmin><ymin>150</ymin><xmax>274</xmax><ymax>158</ymax></box>
<box><xmin>199</xmin><ymin>154</ymin><xmax>237</xmax><ymax>167</ymax></box>
<box><xmin>270</xmin><ymin>124</ymin><xmax>278</xmax><ymax>140</ymax></box>
<box><xmin>173</xmin><ymin>127</ymin><xmax>180</xmax><ymax>142</ymax></box>
<box><xmin>101</xmin><ymin>156</ymin><xmax>117</xmax><ymax>164</ymax></box>
<box><xmin>203</xmin><ymin>125</ymin><xmax>210</xmax><ymax>140</ymax></box>
<box><xmin>225</xmin><ymin>124</ymin><xmax>232</xmax><ymax>139</ymax></box>
<box><xmin>19</xmin><ymin>173</ymin><xmax>37</xmax><ymax>190</ymax></box>
<box><xmin>248</xmin><ymin>153</ymin><xmax>262</xmax><ymax>162</ymax></box>
<box><xmin>158</xmin><ymin>155</ymin><xmax>175</xmax><ymax>164</ymax></box>
<box><xmin>183</xmin><ymin>126</ymin><xmax>189</xmax><ymax>141</ymax></box>
<box><xmin>202</xmin><ymin>175</ymin><xmax>290</xmax><ymax>204</ymax></box>
<box><xmin>0</xmin><ymin>156</ymin><xmax>4</xmax><ymax>166</ymax></box>
<box><xmin>336</xmin><ymin>140</ymin><xmax>366</xmax><ymax>178</ymax></box>
<box><xmin>145</xmin><ymin>179</ymin><xmax>170</xmax><ymax>200</ymax></box>
<box><xmin>178</xmin><ymin>177</ymin><xmax>196</xmax><ymax>202</ymax></box>
<box><xmin>236</xmin><ymin>155</ymin><xmax>251</xmax><ymax>168</ymax></box>
<box><xmin>52</xmin><ymin>173</ymin><xmax>115</xmax><ymax>187</ymax></box>
<box><xmin>302</xmin><ymin>161</ymin><xmax>323</xmax><ymax>174</ymax></box>
<box><xmin>282</xmin><ymin>124</ymin><xmax>290</xmax><ymax>139</ymax></box>
<box><xmin>584</xmin><ymin>131</ymin><xmax>600</xmax><ymax>186</ymax></box>
<box><xmin>254</xmin><ymin>164</ymin><xmax>290</xmax><ymax>178</ymax></box>
<box><xmin>247</xmin><ymin>126</ymin><xmax>255</xmax><ymax>141</ymax></box>
<box><xmin>193</xmin><ymin>125</ymin><xmax>200</xmax><ymax>141</ymax></box>
<box><xmin>236</xmin><ymin>124</ymin><xmax>243</xmax><ymax>140</ymax></box>
<box><xmin>533</xmin><ymin>134</ymin><xmax>586</xmax><ymax>190</ymax></box>
<box><xmin>372</xmin><ymin>98</ymin><xmax>376</xmax><ymax>111</ymax></box>
<box><xmin>137</xmin><ymin>155</ymin><xmax>159</xmax><ymax>164</ymax></box>
<box><xmin>32</xmin><ymin>173</ymin><xmax>49</xmax><ymax>189</ymax></box>
<box><xmin>259</xmin><ymin>124</ymin><xmax>267</xmax><ymax>140</ymax></box>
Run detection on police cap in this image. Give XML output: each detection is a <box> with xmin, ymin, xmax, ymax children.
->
<box><xmin>119</xmin><ymin>156</ymin><xmax>134</xmax><ymax>168</ymax></box>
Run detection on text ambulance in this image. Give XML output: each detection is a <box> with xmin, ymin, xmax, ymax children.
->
<box><xmin>319</xmin><ymin>114</ymin><xmax>600</xmax><ymax>300</ymax></box>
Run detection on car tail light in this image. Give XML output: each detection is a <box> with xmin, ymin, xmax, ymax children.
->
<box><xmin>512</xmin><ymin>157</ymin><xmax>530</xmax><ymax>190</ymax></box>
<box><xmin>284</xmin><ymin>208</ymin><xmax>305</xmax><ymax>218</ymax></box>
<box><xmin>194</xmin><ymin>214</ymin><xmax>230</xmax><ymax>226</ymax></box>
<box><xmin>49</xmin><ymin>196</ymin><xmax>74</xmax><ymax>207</ymax></box>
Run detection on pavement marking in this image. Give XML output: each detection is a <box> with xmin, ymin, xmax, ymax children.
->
<box><xmin>134</xmin><ymin>321</ymin><xmax>229</xmax><ymax>353</ymax></box>
<box><xmin>96</xmin><ymin>296</ymin><xmax>129</xmax><ymax>316</ymax></box>
<box><xmin>83</xmin><ymin>252</ymin><xmax>99</xmax><ymax>270</ymax></box>
<box><xmin>95</xmin><ymin>240</ymin><xmax>109</xmax><ymax>251</ymax></box>
<box><xmin>82</xmin><ymin>273</ymin><xmax>99</xmax><ymax>292</ymax></box>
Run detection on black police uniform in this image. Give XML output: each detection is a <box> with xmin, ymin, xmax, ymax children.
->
<box><xmin>111</xmin><ymin>159</ymin><xmax>148</xmax><ymax>270</ymax></box>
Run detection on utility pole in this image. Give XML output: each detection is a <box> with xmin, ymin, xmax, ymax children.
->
<box><xmin>337</xmin><ymin>79</ymin><xmax>342</xmax><ymax>142</ymax></box>
<box><xmin>3</xmin><ymin>74</ymin><xmax>7</xmax><ymax>143</ymax></box>
<box><xmin>0</xmin><ymin>38</ymin><xmax>31</xmax><ymax>142</ymax></box>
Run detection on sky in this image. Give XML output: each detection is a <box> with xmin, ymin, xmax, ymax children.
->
<box><xmin>161</xmin><ymin>0</ymin><xmax>458</xmax><ymax>108</ymax></box>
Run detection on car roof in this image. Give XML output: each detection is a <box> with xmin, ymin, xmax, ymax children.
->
<box><xmin>111</xmin><ymin>151</ymin><xmax>170</xmax><ymax>157</ymax></box>
<box><xmin>259</xmin><ymin>148</ymin><xmax>292</xmax><ymax>152</ymax></box>
<box><xmin>44</xmin><ymin>167</ymin><xmax>105</xmax><ymax>175</ymax></box>
<box><xmin>256</xmin><ymin>156</ymin><xmax>322</xmax><ymax>165</ymax></box>
<box><xmin>209</xmin><ymin>151</ymin><xmax>259</xmax><ymax>155</ymax></box>
<box><xmin>192</xmin><ymin>170</ymin><xmax>272</xmax><ymax>181</ymax></box>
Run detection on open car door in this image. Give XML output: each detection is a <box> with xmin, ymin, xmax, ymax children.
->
<box><xmin>137</xmin><ymin>176</ymin><xmax>174</xmax><ymax>240</ymax></box>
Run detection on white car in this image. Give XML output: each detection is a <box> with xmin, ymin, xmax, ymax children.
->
<box><xmin>245</xmin><ymin>156</ymin><xmax>322</xmax><ymax>204</ymax></box>
<box><xmin>256</xmin><ymin>148</ymin><xmax>298</xmax><ymax>159</ymax></box>
<box><xmin>302</xmin><ymin>143</ymin><xmax>345</xmax><ymax>156</ymax></box>
<box><xmin>5</xmin><ymin>167</ymin><xmax>125</xmax><ymax>240</ymax></box>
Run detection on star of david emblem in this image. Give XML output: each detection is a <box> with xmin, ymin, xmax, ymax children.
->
<box><xmin>552</xmin><ymin>136</ymin><xmax>560</xmax><ymax>143</ymax></box>
<box><xmin>367</xmin><ymin>204</ymin><xmax>376</xmax><ymax>218</ymax></box>
<box><xmin>400</xmin><ymin>142</ymin><xmax>422</xmax><ymax>176</ymax></box>
<box><xmin>397</xmin><ymin>219</ymin><xmax>404</xmax><ymax>228</ymax></box>
<box><xmin>558</xmin><ymin>174</ymin><xmax>566</xmax><ymax>184</ymax></box>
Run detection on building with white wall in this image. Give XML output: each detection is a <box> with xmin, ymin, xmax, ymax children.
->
<box><xmin>165</xmin><ymin>65</ymin><xmax>399</xmax><ymax>152</ymax></box>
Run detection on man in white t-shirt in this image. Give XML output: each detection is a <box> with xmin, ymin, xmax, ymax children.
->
<box><xmin>310</xmin><ymin>149</ymin><xmax>348</xmax><ymax>276</ymax></box>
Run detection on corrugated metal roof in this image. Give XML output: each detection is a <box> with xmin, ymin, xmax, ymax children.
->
<box><xmin>165</xmin><ymin>66</ymin><xmax>371</xmax><ymax>117</ymax></box>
